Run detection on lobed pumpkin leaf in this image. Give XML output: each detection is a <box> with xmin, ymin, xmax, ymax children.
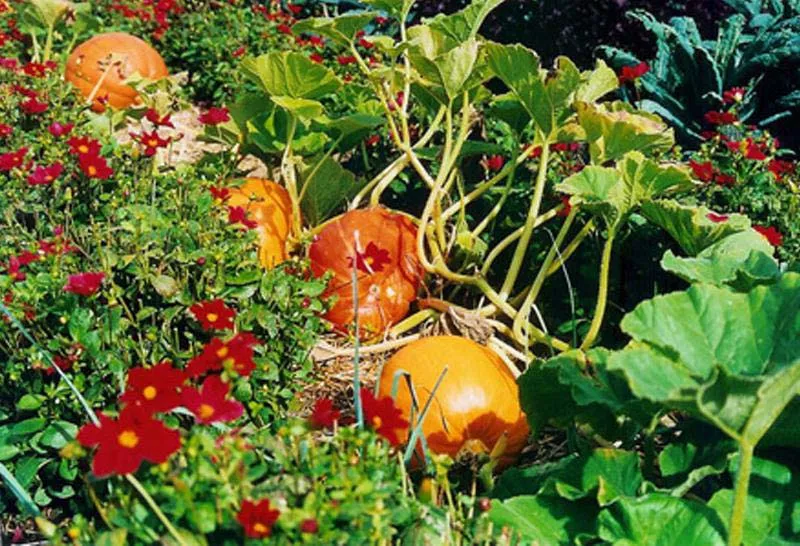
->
<box><xmin>292</xmin><ymin>13</ymin><xmax>378</xmax><ymax>47</ymax></box>
<box><xmin>241</xmin><ymin>52</ymin><xmax>341</xmax><ymax>100</ymax></box>
<box><xmin>488</xmin><ymin>494</ymin><xmax>596</xmax><ymax>544</ymax></box>
<box><xmin>597</xmin><ymin>494</ymin><xmax>727</xmax><ymax>546</ymax></box>
<box><xmin>298</xmin><ymin>156</ymin><xmax>361</xmax><ymax>225</ymax></box>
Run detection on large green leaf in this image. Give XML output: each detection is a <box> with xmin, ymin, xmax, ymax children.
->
<box><xmin>241</xmin><ymin>52</ymin><xmax>341</xmax><ymax>100</ymax></box>
<box><xmin>489</xmin><ymin>495</ymin><xmax>596</xmax><ymax>544</ymax></box>
<box><xmin>299</xmin><ymin>156</ymin><xmax>361</xmax><ymax>225</ymax></box>
<box><xmin>608</xmin><ymin>275</ymin><xmax>800</xmax><ymax>444</ymax></box>
<box><xmin>316</xmin><ymin>113</ymin><xmax>385</xmax><ymax>151</ymax></box>
<box><xmin>661</xmin><ymin>231</ymin><xmax>779</xmax><ymax>290</ymax></box>
<box><xmin>575</xmin><ymin>60</ymin><xmax>620</xmax><ymax>103</ymax></box>
<box><xmin>410</xmin><ymin>38</ymin><xmax>481</xmax><ymax>100</ymax></box>
<box><xmin>556</xmin><ymin>152</ymin><xmax>691</xmax><ymax>234</ymax></box>
<box><xmin>598</xmin><ymin>494</ymin><xmax>727</xmax><ymax>545</ymax></box>
<box><xmin>426</xmin><ymin>0</ymin><xmax>505</xmax><ymax>42</ymax></box>
<box><xmin>640</xmin><ymin>199</ymin><xmax>752</xmax><ymax>255</ymax></box>
<box><xmin>577</xmin><ymin>101</ymin><xmax>675</xmax><ymax>163</ymax></box>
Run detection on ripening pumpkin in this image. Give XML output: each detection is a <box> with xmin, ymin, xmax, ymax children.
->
<box><xmin>308</xmin><ymin>207</ymin><xmax>423</xmax><ymax>339</ymax></box>
<box><xmin>227</xmin><ymin>178</ymin><xmax>294</xmax><ymax>269</ymax></box>
<box><xmin>377</xmin><ymin>336</ymin><xmax>529</xmax><ymax>469</ymax></box>
<box><xmin>65</xmin><ymin>32</ymin><xmax>168</xmax><ymax>112</ymax></box>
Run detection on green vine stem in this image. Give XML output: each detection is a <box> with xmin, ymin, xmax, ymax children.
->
<box><xmin>512</xmin><ymin>207</ymin><xmax>577</xmax><ymax>344</ymax></box>
<box><xmin>281</xmin><ymin>114</ymin><xmax>302</xmax><ymax>239</ymax></box>
<box><xmin>351</xmin><ymin>248</ymin><xmax>364</xmax><ymax>428</ymax></box>
<box><xmin>125</xmin><ymin>475</ymin><xmax>188</xmax><ymax>546</ymax></box>
<box><xmin>728</xmin><ymin>444</ymin><xmax>754</xmax><ymax>546</ymax></box>
<box><xmin>499</xmin><ymin>143</ymin><xmax>551</xmax><ymax>301</ymax></box>
<box><xmin>471</xmin><ymin>152</ymin><xmax>518</xmax><ymax>238</ymax></box>
<box><xmin>579</xmin><ymin>233</ymin><xmax>615</xmax><ymax>350</ymax></box>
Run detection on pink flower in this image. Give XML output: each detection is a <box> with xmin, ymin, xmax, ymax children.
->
<box><xmin>198</xmin><ymin>107</ymin><xmax>230</xmax><ymax>125</ymax></box>
<box><xmin>48</xmin><ymin>122</ymin><xmax>74</xmax><ymax>137</ymax></box>
<box><xmin>64</xmin><ymin>272</ymin><xmax>105</xmax><ymax>296</ymax></box>
<box><xmin>27</xmin><ymin>163</ymin><xmax>64</xmax><ymax>186</ymax></box>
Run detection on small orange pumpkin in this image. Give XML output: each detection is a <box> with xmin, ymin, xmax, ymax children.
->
<box><xmin>227</xmin><ymin>178</ymin><xmax>294</xmax><ymax>269</ymax></box>
<box><xmin>377</xmin><ymin>336</ymin><xmax>529</xmax><ymax>468</ymax></box>
<box><xmin>65</xmin><ymin>32</ymin><xmax>168</xmax><ymax>112</ymax></box>
<box><xmin>308</xmin><ymin>207</ymin><xmax>423</xmax><ymax>338</ymax></box>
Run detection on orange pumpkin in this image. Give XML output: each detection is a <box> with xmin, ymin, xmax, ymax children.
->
<box><xmin>308</xmin><ymin>207</ymin><xmax>423</xmax><ymax>338</ymax></box>
<box><xmin>65</xmin><ymin>32</ymin><xmax>168</xmax><ymax>112</ymax></box>
<box><xmin>377</xmin><ymin>336</ymin><xmax>529</xmax><ymax>468</ymax></box>
<box><xmin>227</xmin><ymin>178</ymin><xmax>294</xmax><ymax>269</ymax></box>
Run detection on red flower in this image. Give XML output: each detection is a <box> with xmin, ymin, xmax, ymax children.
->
<box><xmin>209</xmin><ymin>185</ymin><xmax>231</xmax><ymax>201</ymax></box>
<box><xmin>724</xmin><ymin>139</ymin><xmax>741</xmax><ymax>154</ymax></box>
<box><xmin>0</xmin><ymin>123</ymin><xmax>12</xmax><ymax>138</ymax></box>
<box><xmin>365</xmin><ymin>134</ymin><xmax>380</xmax><ymax>147</ymax></box>
<box><xmin>700</xmin><ymin>130</ymin><xmax>717</xmax><ymax>140</ymax></box>
<box><xmin>723</xmin><ymin>87</ymin><xmax>746</xmax><ymax>104</ymax></box>
<box><xmin>359</xmin><ymin>37</ymin><xmax>374</xmax><ymax>49</ymax></box>
<box><xmin>360</xmin><ymin>387</ymin><xmax>409</xmax><ymax>446</ymax></box>
<box><xmin>132</xmin><ymin>130</ymin><xmax>170</xmax><ymax>156</ymax></box>
<box><xmin>300</xmin><ymin>518</ymin><xmax>319</xmax><ymax>534</ymax></box>
<box><xmin>768</xmin><ymin>159</ymin><xmax>795</xmax><ymax>180</ymax></box>
<box><xmin>68</xmin><ymin>136</ymin><xmax>101</xmax><ymax>157</ymax></box>
<box><xmin>619</xmin><ymin>61</ymin><xmax>649</xmax><ymax>83</ymax></box>
<box><xmin>309</xmin><ymin>52</ymin><xmax>324</xmax><ymax>63</ymax></box>
<box><xmin>5</xmin><ymin>256</ymin><xmax>26</xmax><ymax>282</ymax></box>
<box><xmin>120</xmin><ymin>362</ymin><xmax>186</xmax><ymax>413</ymax></box>
<box><xmin>0</xmin><ymin>147</ymin><xmax>27</xmax><ymax>171</ymax></box>
<box><xmin>347</xmin><ymin>241</ymin><xmax>391</xmax><ymax>274</ymax></box>
<box><xmin>27</xmin><ymin>163</ymin><xmax>64</xmax><ymax>186</ymax></box>
<box><xmin>277</xmin><ymin>23</ymin><xmax>293</xmax><ymax>35</ymax></box>
<box><xmin>743</xmin><ymin>138</ymin><xmax>767</xmax><ymax>161</ymax></box>
<box><xmin>16</xmin><ymin>251</ymin><xmax>39</xmax><ymax>266</ymax></box>
<box><xmin>309</xmin><ymin>35</ymin><xmax>324</xmax><ymax>47</ymax></box>
<box><xmin>228</xmin><ymin>206</ymin><xmax>258</xmax><ymax>229</ymax></box>
<box><xmin>704</xmin><ymin>111</ymin><xmax>738</xmax><ymax>126</ymax></box>
<box><xmin>232</xmin><ymin>45</ymin><xmax>246</xmax><ymax>58</ymax></box>
<box><xmin>182</xmin><ymin>374</ymin><xmax>243</xmax><ymax>424</ymax></box>
<box><xmin>287</xmin><ymin>4</ymin><xmax>302</xmax><ymax>14</ymax></box>
<box><xmin>375</xmin><ymin>16</ymin><xmax>389</xmax><ymax>25</ymax></box>
<box><xmin>43</xmin><ymin>355</ymin><xmax>74</xmax><ymax>376</ymax></box>
<box><xmin>76</xmin><ymin>406</ymin><xmax>181</xmax><ymax>477</ymax></box>
<box><xmin>186</xmin><ymin>333</ymin><xmax>260</xmax><ymax>378</ymax></box>
<box><xmin>20</xmin><ymin>97</ymin><xmax>48</xmax><ymax>114</ymax></box>
<box><xmin>189</xmin><ymin>299</ymin><xmax>236</xmax><ymax>331</ymax></box>
<box><xmin>337</xmin><ymin>55</ymin><xmax>357</xmax><ymax>65</ymax></box>
<box><xmin>47</xmin><ymin>122</ymin><xmax>74</xmax><ymax>138</ymax></box>
<box><xmin>198</xmin><ymin>107</ymin><xmax>230</xmax><ymax>125</ymax></box>
<box><xmin>688</xmin><ymin>160</ymin><xmax>714</xmax><ymax>182</ymax></box>
<box><xmin>482</xmin><ymin>154</ymin><xmax>505</xmax><ymax>172</ymax></box>
<box><xmin>237</xmin><ymin>499</ymin><xmax>280</xmax><ymax>539</ymax></box>
<box><xmin>714</xmin><ymin>173</ymin><xmax>736</xmax><ymax>186</ymax></box>
<box><xmin>64</xmin><ymin>272</ymin><xmax>105</xmax><ymax>296</ymax></box>
<box><xmin>309</xmin><ymin>398</ymin><xmax>340</xmax><ymax>429</ymax></box>
<box><xmin>78</xmin><ymin>154</ymin><xmax>113</xmax><ymax>179</ymax></box>
<box><xmin>144</xmin><ymin>108</ymin><xmax>174</xmax><ymax>128</ymax></box>
<box><xmin>706</xmin><ymin>212</ymin><xmax>729</xmax><ymax>223</ymax></box>
<box><xmin>754</xmin><ymin>225</ymin><xmax>783</xmax><ymax>247</ymax></box>
<box><xmin>22</xmin><ymin>62</ymin><xmax>52</xmax><ymax>78</ymax></box>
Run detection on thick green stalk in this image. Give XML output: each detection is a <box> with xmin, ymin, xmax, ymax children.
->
<box><xmin>579</xmin><ymin>234</ymin><xmax>614</xmax><ymax>350</ymax></box>
<box><xmin>728</xmin><ymin>444</ymin><xmax>754</xmax><ymax>546</ymax></box>
<box><xmin>512</xmin><ymin>208</ymin><xmax>576</xmax><ymax>343</ymax></box>
<box><xmin>499</xmin><ymin>144</ymin><xmax>551</xmax><ymax>300</ymax></box>
<box><xmin>281</xmin><ymin>114</ymin><xmax>302</xmax><ymax>238</ymax></box>
<box><xmin>126</xmin><ymin>475</ymin><xmax>188</xmax><ymax>546</ymax></box>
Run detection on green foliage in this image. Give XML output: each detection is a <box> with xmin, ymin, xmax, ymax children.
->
<box><xmin>600</xmin><ymin>3</ymin><xmax>800</xmax><ymax>144</ymax></box>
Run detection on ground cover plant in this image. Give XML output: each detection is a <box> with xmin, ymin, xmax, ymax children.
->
<box><xmin>1</xmin><ymin>0</ymin><xmax>800</xmax><ymax>544</ymax></box>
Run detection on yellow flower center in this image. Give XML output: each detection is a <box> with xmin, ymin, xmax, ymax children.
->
<box><xmin>143</xmin><ymin>385</ymin><xmax>157</xmax><ymax>400</ymax></box>
<box><xmin>216</xmin><ymin>346</ymin><xmax>229</xmax><ymax>358</ymax></box>
<box><xmin>198</xmin><ymin>404</ymin><xmax>215</xmax><ymax>420</ymax></box>
<box><xmin>78</xmin><ymin>145</ymin><xmax>89</xmax><ymax>154</ymax></box>
<box><xmin>147</xmin><ymin>139</ymin><xmax>159</xmax><ymax>147</ymax></box>
<box><xmin>372</xmin><ymin>416</ymin><xmax>383</xmax><ymax>429</ymax></box>
<box><xmin>206</xmin><ymin>313</ymin><xmax>219</xmax><ymax>323</ymax></box>
<box><xmin>252</xmin><ymin>523</ymin><xmax>268</xmax><ymax>535</ymax></box>
<box><xmin>222</xmin><ymin>357</ymin><xmax>235</xmax><ymax>368</ymax></box>
<box><xmin>88</xmin><ymin>165</ymin><xmax>97</xmax><ymax>176</ymax></box>
<box><xmin>117</xmin><ymin>429</ymin><xmax>139</xmax><ymax>448</ymax></box>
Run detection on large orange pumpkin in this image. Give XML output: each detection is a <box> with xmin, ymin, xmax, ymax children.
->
<box><xmin>378</xmin><ymin>336</ymin><xmax>529</xmax><ymax>468</ymax></box>
<box><xmin>65</xmin><ymin>32</ymin><xmax>168</xmax><ymax>112</ymax></box>
<box><xmin>309</xmin><ymin>207</ymin><xmax>423</xmax><ymax>338</ymax></box>
<box><xmin>227</xmin><ymin>178</ymin><xmax>294</xmax><ymax>269</ymax></box>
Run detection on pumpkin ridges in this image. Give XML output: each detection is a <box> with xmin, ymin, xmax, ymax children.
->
<box><xmin>65</xmin><ymin>32</ymin><xmax>168</xmax><ymax>111</ymax></box>
<box><xmin>309</xmin><ymin>206</ymin><xmax>423</xmax><ymax>338</ymax></box>
<box><xmin>377</xmin><ymin>336</ymin><xmax>529</xmax><ymax>469</ymax></box>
